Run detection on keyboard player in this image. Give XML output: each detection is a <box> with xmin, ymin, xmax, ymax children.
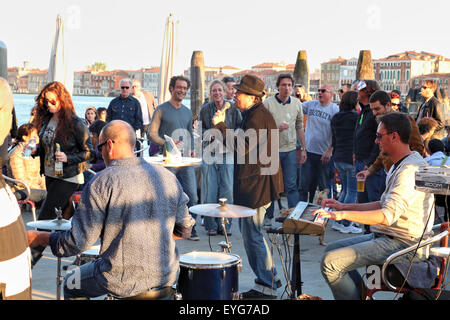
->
<box><xmin>313</xmin><ymin>112</ymin><xmax>435</xmax><ymax>300</ymax></box>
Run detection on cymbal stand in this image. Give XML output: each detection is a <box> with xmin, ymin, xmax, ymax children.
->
<box><xmin>55</xmin><ymin>207</ymin><xmax>63</xmax><ymax>300</ymax></box>
<box><xmin>218</xmin><ymin>198</ymin><xmax>232</xmax><ymax>253</ymax></box>
<box><xmin>219</xmin><ymin>217</ymin><xmax>232</xmax><ymax>253</ymax></box>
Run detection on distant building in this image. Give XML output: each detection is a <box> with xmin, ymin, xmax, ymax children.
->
<box><xmin>374</xmin><ymin>51</ymin><xmax>450</xmax><ymax>96</ymax></box>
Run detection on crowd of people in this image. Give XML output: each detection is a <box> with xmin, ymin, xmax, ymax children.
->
<box><xmin>0</xmin><ymin>71</ymin><xmax>448</xmax><ymax>300</ymax></box>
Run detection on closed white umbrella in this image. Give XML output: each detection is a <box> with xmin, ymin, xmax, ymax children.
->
<box><xmin>48</xmin><ymin>14</ymin><xmax>73</xmax><ymax>95</ymax></box>
<box><xmin>158</xmin><ymin>13</ymin><xmax>179</xmax><ymax>104</ymax></box>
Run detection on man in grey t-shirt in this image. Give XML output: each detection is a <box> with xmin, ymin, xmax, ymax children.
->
<box><xmin>299</xmin><ymin>84</ymin><xmax>339</xmax><ymax>203</ymax></box>
<box><xmin>149</xmin><ymin>76</ymin><xmax>200</xmax><ymax>240</ymax></box>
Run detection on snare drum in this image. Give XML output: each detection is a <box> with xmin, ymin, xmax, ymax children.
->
<box><xmin>177</xmin><ymin>251</ymin><xmax>241</xmax><ymax>300</ymax></box>
<box><xmin>75</xmin><ymin>245</ymin><xmax>100</xmax><ymax>266</ymax></box>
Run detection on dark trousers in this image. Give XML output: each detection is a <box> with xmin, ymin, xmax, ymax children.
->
<box><xmin>299</xmin><ymin>152</ymin><xmax>329</xmax><ymax>203</ymax></box>
<box><xmin>31</xmin><ymin>176</ymin><xmax>79</xmax><ymax>267</ymax></box>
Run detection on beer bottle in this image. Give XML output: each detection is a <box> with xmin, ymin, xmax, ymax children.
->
<box><xmin>54</xmin><ymin>143</ymin><xmax>64</xmax><ymax>177</ymax></box>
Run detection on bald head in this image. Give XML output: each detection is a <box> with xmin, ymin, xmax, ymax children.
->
<box><xmin>101</xmin><ymin>120</ymin><xmax>136</xmax><ymax>149</ymax></box>
<box><xmin>0</xmin><ymin>77</ymin><xmax>13</xmax><ymax>145</ymax></box>
<box><xmin>99</xmin><ymin>120</ymin><xmax>136</xmax><ymax>165</ymax></box>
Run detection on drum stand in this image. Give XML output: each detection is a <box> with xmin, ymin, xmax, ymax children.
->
<box><xmin>218</xmin><ymin>217</ymin><xmax>232</xmax><ymax>253</ymax></box>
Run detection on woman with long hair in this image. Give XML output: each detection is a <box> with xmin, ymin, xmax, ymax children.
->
<box><xmin>31</xmin><ymin>81</ymin><xmax>94</xmax><ymax>266</ymax></box>
<box><xmin>84</xmin><ymin>106</ymin><xmax>98</xmax><ymax>127</ymax></box>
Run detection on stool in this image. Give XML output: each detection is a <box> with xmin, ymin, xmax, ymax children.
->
<box><xmin>105</xmin><ymin>287</ymin><xmax>173</xmax><ymax>300</ymax></box>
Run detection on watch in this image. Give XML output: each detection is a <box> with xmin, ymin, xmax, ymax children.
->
<box><xmin>299</xmin><ymin>146</ymin><xmax>305</xmax><ymax>151</ymax></box>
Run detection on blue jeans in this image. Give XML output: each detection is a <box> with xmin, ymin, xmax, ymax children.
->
<box><xmin>299</xmin><ymin>152</ymin><xmax>328</xmax><ymax>203</ymax></box>
<box><xmin>175</xmin><ymin>166</ymin><xmax>199</xmax><ymax>220</ymax></box>
<box><xmin>64</xmin><ymin>261</ymin><xmax>172</xmax><ymax>300</ymax></box>
<box><xmin>240</xmin><ymin>203</ymin><xmax>280</xmax><ymax>291</ymax></box>
<box><xmin>334</xmin><ymin>161</ymin><xmax>357</xmax><ymax>227</ymax></box>
<box><xmin>355</xmin><ymin>160</ymin><xmax>386</xmax><ymax>232</ymax></box>
<box><xmin>355</xmin><ymin>160</ymin><xmax>386</xmax><ymax>204</ymax></box>
<box><xmin>64</xmin><ymin>261</ymin><xmax>107</xmax><ymax>299</ymax></box>
<box><xmin>280</xmin><ymin>150</ymin><xmax>300</xmax><ymax>208</ymax></box>
<box><xmin>266</xmin><ymin>150</ymin><xmax>300</xmax><ymax>218</ymax></box>
<box><xmin>201</xmin><ymin>161</ymin><xmax>234</xmax><ymax>231</ymax></box>
<box><xmin>320</xmin><ymin>233</ymin><xmax>410</xmax><ymax>300</ymax></box>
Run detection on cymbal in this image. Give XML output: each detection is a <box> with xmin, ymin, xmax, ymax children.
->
<box><xmin>189</xmin><ymin>203</ymin><xmax>256</xmax><ymax>218</ymax></box>
<box><xmin>27</xmin><ymin>218</ymin><xmax>72</xmax><ymax>231</ymax></box>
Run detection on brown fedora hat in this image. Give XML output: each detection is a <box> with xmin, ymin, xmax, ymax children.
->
<box><xmin>233</xmin><ymin>75</ymin><xmax>265</xmax><ymax>97</ymax></box>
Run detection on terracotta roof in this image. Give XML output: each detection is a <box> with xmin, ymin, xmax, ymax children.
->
<box><xmin>322</xmin><ymin>56</ymin><xmax>346</xmax><ymax>65</ymax></box>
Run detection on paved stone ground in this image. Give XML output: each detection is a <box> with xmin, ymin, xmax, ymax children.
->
<box><xmin>23</xmin><ymin>197</ymin><xmax>397</xmax><ymax>300</ymax></box>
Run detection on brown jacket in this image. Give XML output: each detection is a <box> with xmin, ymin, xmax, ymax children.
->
<box><xmin>215</xmin><ymin>103</ymin><xmax>284</xmax><ymax>209</ymax></box>
<box><xmin>368</xmin><ymin>114</ymin><xmax>424</xmax><ymax>174</ymax></box>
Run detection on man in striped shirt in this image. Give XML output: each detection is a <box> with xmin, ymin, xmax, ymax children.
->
<box><xmin>0</xmin><ymin>77</ymin><xmax>32</xmax><ymax>300</ymax></box>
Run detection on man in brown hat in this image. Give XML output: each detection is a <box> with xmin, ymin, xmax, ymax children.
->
<box><xmin>212</xmin><ymin>74</ymin><xmax>284</xmax><ymax>299</ymax></box>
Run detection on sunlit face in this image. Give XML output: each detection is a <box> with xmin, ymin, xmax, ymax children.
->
<box><xmin>132</xmin><ymin>82</ymin><xmax>142</xmax><ymax>95</ymax></box>
<box><xmin>85</xmin><ymin>109</ymin><xmax>96</xmax><ymax>122</ymax></box>
<box><xmin>44</xmin><ymin>91</ymin><xmax>61</xmax><ymax>114</ymax></box>
<box><xmin>210</xmin><ymin>83</ymin><xmax>224</xmax><ymax>104</ymax></box>
<box><xmin>370</xmin><ymin>100</ymin><xmax>388</xmax><ymax>116</ymax></box>
<box><xmin>24</xmin><ymin>128</ymin><xmax>39</xmax><ymax>144</ymax></box>
<box><xmin>294</xmin><ymin>86</ymin><xmax>305</xmax><ymax>99</ymax></box>
<box><xmin>277</xmin><ymin>78</ymin><xmax>293</xmax><ymax>99</ymax></box>
<box><xmin>225</xmin><ymin>82</ymin><xmax>236</xmax><ymax>100</ymax></box>
<box><xmin>99</xmin><ymin>110</ymin><xmax>107</xmax><ymax>122</ymax></box>
<box><xmin>375</xmin><ymin>122</ymin><xmax>394</xmax><ymax>156</ymax></box>
<box><xmin>234</xmin><ymin>90</ymin><xmax>255</xmax><ymax>111</ymax></box>
<box><xmin>120</xmin><ymin>80</ymin><xmax>132</xmax><ymax>98</ymax></box>
<box><xmin>0</xmin><ymin>98</ymin><xmax>12</xmax><ymax>145</ymax></box>
<box><xmin>170</xmin><ymin>80</ymin><xmax>188</xmax><ymax>102</ymax></box>
<box><xmin>318</xmin><ymin>86</ymin><xmax>333</xmax><ymax>105</ymax></box>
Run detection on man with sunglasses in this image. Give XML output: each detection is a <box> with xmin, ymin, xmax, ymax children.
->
<box><xmin>299</xmin><ymin>84</ymin><xmax>339</xmax><ymax>203</ymax></box>
<box><xmin>315</xmin><ymin>112</ymin><xmax>435</xmax><ymax>300</ymax></box>
<box><xmin>415</xmin><ymin>80</ymin><xmax>445</xmax><ymax>139</ymax></box>
<box><xmin>106</xmin><ymin>78</ymin><xmax>143</xmax><ymax>135</ymax></box>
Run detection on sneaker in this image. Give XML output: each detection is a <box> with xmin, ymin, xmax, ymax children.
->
<box><xmin>331</xmin><ymin>222</ymin><xmax>343</xmax><ymax>232</ymax></box>
<box><xmin>339</xmin><ymin>224</ymin><xmax>362</xmax><ymax>234</ymax></box>
<box><xmin>207</xmin><ymin>229</ymin><xmax>218</xmax><ymax>236</ymax></box>
<box><xmin>241</xmin><ymin>289</ymin><xmax>277</xmax><ymax>300</ymax></box>
<box><xmin>188</xmin><ymin>228</ymin><xmax>200</xmax><ymax>241</ymax></box>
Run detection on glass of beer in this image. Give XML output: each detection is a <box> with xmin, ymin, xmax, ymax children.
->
<box><xmin>357</xmin><ymin>176</ymin><xmax>365</xmax><ymax>192</ymax></box>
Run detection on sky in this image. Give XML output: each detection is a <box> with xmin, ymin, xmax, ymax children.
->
<box><xmin>1</xmin><ymin>0</ymin><xmax>450</xmax><ymax>73</ymax></box>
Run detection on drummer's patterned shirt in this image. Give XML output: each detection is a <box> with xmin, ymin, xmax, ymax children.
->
<box><xmin>49</xmin><ymin>157</ymin><xmax>195</xmax><ymax>297</ymax></box>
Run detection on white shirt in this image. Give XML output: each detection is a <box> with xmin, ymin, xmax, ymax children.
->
<box><xmin>137</xmin><ymin>94</ymin><xmax>150</xmax><ymax>125</ymax></box>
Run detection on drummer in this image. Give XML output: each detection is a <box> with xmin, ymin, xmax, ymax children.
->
<box><xmin>27</xmin><ymin>120</ymin><xmax>195</xmax><ymax>299</ymax></box>
<box><xmin>212</xmin><ymin>75</ymin><xmax>284</xmax><ymax>299</ymax></box>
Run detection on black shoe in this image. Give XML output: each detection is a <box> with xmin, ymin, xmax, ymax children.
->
<box><xmin>218</xmin><ymin>229</ymin><xmax>232</xmax><ymax>236</ymax></box>
<box><xmin>188</xmin><ymin>228</ymin><xmax>200</xmax><ymax>241</ymax></box>
<box><xmin>241</xmin><ymin>289</ymin><xmax>277</xmax><ymax>300</ymax></box>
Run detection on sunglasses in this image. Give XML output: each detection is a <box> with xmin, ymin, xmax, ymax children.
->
<box><xmin>97</xmin><ymin>139</ymin><xmax>114</xmax><ymax>152</ymax></box>
<box><xmin>391</xmin><ymin>103</ymin><xmax>399</xmax><ymax>106</ymax></box>
<box><xmin>318</xmin><ymin>89</ymin><xmax>330</xmax><ymax>93</ymax></box>
<box><xmin>421</xmin><ymin>86</ymin><xmax>430</xmax><ymax>90</ymax></box>
<box><xmin>45</xmin><ymin>98</ymin><xmax>58</xmax><ymax>106</ymax></box>
<box><xmin>121</xmin><ymin>86</ymin><xmax>130</xmax><ymax>90</ymax></box>
<box><xmin>375</xmin><ymin>132</ymin><xmax>392</xmax><ymax>141</ymax></box>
